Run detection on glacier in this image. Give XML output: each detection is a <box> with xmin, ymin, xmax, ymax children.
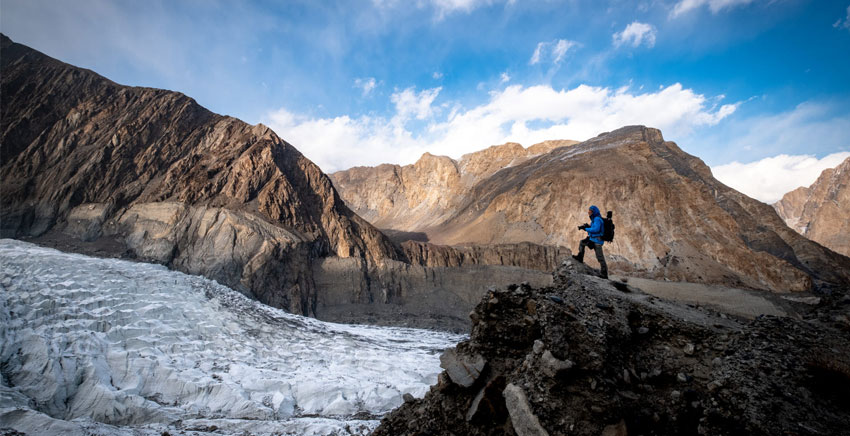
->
<box><xmin>0</xmin><ymin>239</ymin><xmax>464</xmax><ymax>435</ymax></box>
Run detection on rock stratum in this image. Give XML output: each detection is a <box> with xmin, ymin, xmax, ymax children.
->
<box><xmin>774</xmin><ymin>156</ymin><xmax>850</xmax><ymax>257</ymax></box>
<box><xmin>0</xmin><ymin>34</ymin><xmax>561</xmax><ymax>329</ymax></box>
<box><xmin>373</xmin><ymin>260</ymin><xmax>850</xmax><ymax>436</ymax></box>
<box><xmin>332</xmin><ymin>126</ymin><xmax>850</xmax><ymax>293</ymax></box>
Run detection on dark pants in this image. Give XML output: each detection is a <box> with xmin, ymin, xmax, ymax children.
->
<box><xmin>576</xmin><ymin>238</ymin><xmax>608</xmax><ymax>278</ymax></box>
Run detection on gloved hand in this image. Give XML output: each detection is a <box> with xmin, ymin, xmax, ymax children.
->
<box><xmin>578</xmin><ymin>224</ymin><xmax>588</xmax><ymax>230</ymax></box>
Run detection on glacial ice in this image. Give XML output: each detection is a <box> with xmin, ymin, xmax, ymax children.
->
<box><xmin>0</xmin><ymin>239</ymin><xmax>463</xmax><ymax>435</ymax></box>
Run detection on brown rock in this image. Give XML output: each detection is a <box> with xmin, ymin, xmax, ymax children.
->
<box><xmin>774</xmin><ymin>156</ymin><xmax>850</xmax><ymax>257</ymax></box>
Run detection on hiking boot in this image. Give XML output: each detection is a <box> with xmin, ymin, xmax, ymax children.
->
<box><xmin>572</xmin><ymin>255</ymin><xmax>583</xmax><ymax>263</ymax></box>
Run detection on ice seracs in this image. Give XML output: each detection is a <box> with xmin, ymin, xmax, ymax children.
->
<box><xmin>0</xmin><ymin>239</ymin><xmax>462</xmax><ymax>436</ymax></box>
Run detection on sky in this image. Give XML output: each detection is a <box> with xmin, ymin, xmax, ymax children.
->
<box><xmin>2</xmin><ymin>0</ymin><xmax>850</xmax><ymax>203</ymax></box>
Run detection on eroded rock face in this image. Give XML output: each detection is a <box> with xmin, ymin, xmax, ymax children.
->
<box><xmin>372</xmin><ymin>261</ymin><xmax>850</xmax><ymax>436</ymax></box>
<box><xmin>774</xmin><ymin>156</ymin><xmax>850</xmax><ymax>257</ymax></box>
<box><xmin>330</xmin><ymin>140</ymin><xmax>577</xmax><ymax>233</ymax></box>
<box><xmin>333</xmin><ymin>126</ymin><xmax>850</xmax><ymax>292</ymax></box>
<box><xmin>0</xmin><ymin>34</ymin><xmax>398</xmax><ymax>315</ymax></box>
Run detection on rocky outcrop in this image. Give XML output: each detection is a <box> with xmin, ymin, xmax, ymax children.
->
<box><xmin>774</xmin><ymin>156</ymin><xmax>850</xmax><ymax>257</ymax></box>
<box><xmin>334</xmin><ymin>126</ymin><xmax>850</xmax><ymax>293</ymax></box>
<box><xmin>373</xmin><ymin>260</ymin><xmax>850</xmax><ymax>436</ymax></box>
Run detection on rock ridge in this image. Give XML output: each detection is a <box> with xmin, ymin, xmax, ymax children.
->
<box><xmin>373</xmin><ymin>260</ymin><xmax>850</xmax><ymax>435</ymax></box>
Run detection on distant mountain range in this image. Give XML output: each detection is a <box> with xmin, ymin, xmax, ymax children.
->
<box><xmin>333</xmin><ymin>127</ymin><xmax>850</xmax><ymax>292</ymax></box>
<box><xmin>774</xmin><ymin>156</ymin><xmax>850</xmax><ymax>258</ymax></box>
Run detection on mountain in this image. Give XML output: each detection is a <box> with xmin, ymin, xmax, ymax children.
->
<box><xmin>774</xmin><ymin>156</ymin><xmax>850</xmax><ymax>257</ymax></box>
<box><xmin>0</xmin><ymin>34</ymin><xmax>562</xmax><ymax>328</ymax></box>
<box><xmin>332</xmin><ymin>126</ymin><xmax>850</xmax><ymax>293</ymax></box>
<box><xmin>373</xmin><ymin>259</ymin><xmax>850</xmax><ymax>436</ymax></box>
<box><xmin>331</xmin><ymin>139</ymin><xmax>577</xmax><ymax>233</ymax></box>
<box><xmin>0</xmin><ymin>239</ymin><xmax>460</xmax><ymax>435</ymax></box>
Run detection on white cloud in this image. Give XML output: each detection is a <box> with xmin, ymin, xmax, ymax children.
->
<box><xmin>529</xmin><ymin>39</ymin><xmax>577</xmax><ymax>65</ymax></box>
<box><xmin>391</xmin><ymin>86</ymin><xmax>442</xmax><ymax>120</ymax></box>
<box><xmin>712</xmin><ymin>152</ymin><xmax>850</xmax><ymax>203</ymax></box>
<box><xmin>833</xmin><ymin>5</ymin><xmax>850</xmax><ymax>31</ymax></box>
<box><xmin>374</xmin><ymin>0</ymin><xmax>507</xmax><ymax>19</ymax></box>
<box><xmin>500</xmin><ymin>72</ymin><xmax>511</xmax><ymax>83</ymax></box>
<box><xmin>613</xmin><ymin>22</ymin><xmax>657</xmax><ymax>48</ymax></box>
<box><xmin>354</xmin><ymin>77</ymin><xmax>377</xmax><ymax>96</ymax></box>
<box><xmin>432</xmin><ymin>71</ymin><xmax>444</xmax><ymax>80</ymax></box>
<box><xmin>265</xmin><ymin>82</ymin><xmax>737</xmax><ymax>172</ymax></box>
<box><xmin>671</xmin><ymin>0</ymin><xmax>754</xmax><ymax>18</ymax></box>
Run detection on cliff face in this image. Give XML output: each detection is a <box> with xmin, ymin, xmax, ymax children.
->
<box><xmin>774</xmin><ymin>157</ymin><xmax>850</xmax><ymax>257</ymax></box>
<box><xmin>374</xmin><ymin>260</ymin><xmax>850</xmax><ymax>436</ymax></box>
<box><xmin>331</xmin><ymin>140</ymin><xmax>577</xmax><ymax>232</ymax></box>
<box><xmin>333</xmin><ymin>126</ymin><xmax>850</xmax><ymax>292</ymax></box>
<box><xmin>0</xmin><ymin>34</ymin><xmax>394</xmax><ymax>315</ymax></box>
<box><xmin>0</xmin><ymin>35</ymin><xmax>577</xmax><ymax>322</ymax></box>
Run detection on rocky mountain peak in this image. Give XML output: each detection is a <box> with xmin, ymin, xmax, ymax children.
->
<box><xmin>774</xmin><ymin>156</ymin><xmax>850</xmax><ymax>257</ymax></box>
<box><xmin>333</xmin><ymin>124</ymin><xmax>850</xmax><ymax>293</ymax></box>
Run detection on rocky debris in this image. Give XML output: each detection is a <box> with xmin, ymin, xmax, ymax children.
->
<box><xmin>440</xmin><ymin>347</ymin><xmax>486</xmax><ymax>387</ymax></box>
<box><xmin>774</xmin><ymin>156</ymin><xmax>850</xmax><ymax>257</ymax></box>
<box><xmin>503</xmin><ymin>383</ymin><xmax>550</xmax><ymax>436</ymax></box>
<box><xmin>371</xmin><ymin>260</ymin><xmax>850</xmax><ymax>435</ymax></box>
<box><xmin>335</xmin><ymin>125</ymin><xmax>850</xmax><ymax>293</ymax></box>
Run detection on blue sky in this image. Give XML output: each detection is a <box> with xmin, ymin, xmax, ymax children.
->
<box><xmin>2</xmin><ymin>0</ymin><xmax>850</xmax><ymax>202</ymax></box>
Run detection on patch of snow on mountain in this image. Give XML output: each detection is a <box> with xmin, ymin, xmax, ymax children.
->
<box><xmin>0</xmin><ymin>239</ymin><xmax>463</xmax><ymax>435</ymax></box>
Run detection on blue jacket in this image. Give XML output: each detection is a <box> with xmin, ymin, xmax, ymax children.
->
<box><xmin>585</xmin><ymin>205</ymin><xmax>604</xmax><ymax>245</ymax></box>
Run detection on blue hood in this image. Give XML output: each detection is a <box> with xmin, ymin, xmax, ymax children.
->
<box><xmin>589</xmin><ymin>205</ymin><xmax>601</xmax><ymax>218</ymax></box>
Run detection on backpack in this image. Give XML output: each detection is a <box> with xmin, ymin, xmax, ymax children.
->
<box><xmin>602</xmin><ymin>211</ymin><xmax>615</xmax><ymax>242</ymax></box>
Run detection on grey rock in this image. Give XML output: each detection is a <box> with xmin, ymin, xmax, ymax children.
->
<box><xmin>540</xmin><ymin>351</ymin><xmax>574</xmax><ymax>378</ymax></box>
<box><xmin>601</xmin><ymin>419</ymin><xmax>628</xmax><ymax>436</ymax></box>
<box><xmin>503</xmin><ymin>383</ymin><xmax>549</xmax><ymax>436</ymax></box>
<box><xmin>683</xmin><ymin>343</ymin><xmax>695</xmax><ymax>355</ymax></box>
<box><xmin>440</xmin><ymin>347</ymin><xmax>486</xmax><ymax>387</ymax></box>
<box><xmin>403</xmin><ymin>393</ymin><xmax>415</xmax><ymax>403</ymax></box>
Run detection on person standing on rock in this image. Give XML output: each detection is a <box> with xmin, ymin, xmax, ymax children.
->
<box><xmin>573</xmin><ymin>205</ymin><xmax>608</xmax><ymax>279</ymax></box>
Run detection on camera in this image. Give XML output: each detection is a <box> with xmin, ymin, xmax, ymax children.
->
<box><xmin>577</xmin><ymin>224</ymin><xmax>588</xmax><ymax>230</ymax></box>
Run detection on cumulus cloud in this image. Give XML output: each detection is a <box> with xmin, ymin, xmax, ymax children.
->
<box><xmin>354</xmin><ymin>77</ymin><xmax>377</xmax><ymax>96</ymax></box>
<box><xmin>530</xmin><ymin>39</ymin><xmax>577</xmax><ymax>65</ymax></box>
<box><xmin>391</xmin><ymin>86</ymin><xmax>442</xmax><ymax>120</ymax></box>
<box><xmin>833</xmin><ymin>5</ymin><xmax>850</xmax><ymax>31</ymax></box>
<box><xmin>712</xmin><ymin>152</ymin><xmax>850</xmax><ymax>203</ymax></box>
<box><xmin>613</xmin><ymin>22</ymin><xmax>657</xmax><ymax>48</ymax></box>
<box><xmin>500</xmin><ymin>72</ymin><xmax>511</xmax><ymax>83</ymax></box>
<box><xmin>265</xmin><ymin>82</ymin><xmax>737</xmax><ymax>172</ymax></box>
<box><xmin>670</xmin><ymin>0</ymin><xmax>754</xmax><ymax>18</ymax></box>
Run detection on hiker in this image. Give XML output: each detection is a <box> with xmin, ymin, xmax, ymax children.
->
<box><xmin>572</xmin><ymin>205</ymin><xmax>608</xmax><ymax>279</ymax></box>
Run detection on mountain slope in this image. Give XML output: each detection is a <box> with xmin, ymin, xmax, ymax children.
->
<box><xmin>331</xmin><ymin>140</ymin><xmax>577</xmax><ymax>232</ymax></box>
<box><xmin>0</xmin><ymin>34</ymin><xmax>402</xmax><ymax>315</ymax></box>
<box><xmin>333</xmin><ymin>126</ymin><xmax>850</xmax><ymax>292</ymax></box>
<box><xmin>774</xmin><ymin>156</ymin><xmax>850</xmax><ymax>257</ymax></box>
<box><xmin>1</xmin><ymin>35</ymin><xmax>577</xmax><ymax>327</ymax></box>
